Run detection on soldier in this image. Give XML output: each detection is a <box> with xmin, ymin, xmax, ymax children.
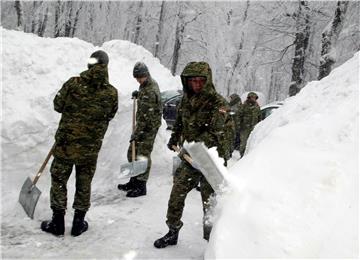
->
<box><xmin>238</xmin><ymin>91</ymin><xmax>261</xmax><ymax>157</ymax></box>
<box><xmin>229</xmin><ymin>93</ymin><xmax>242</xmax><ymax>155</ymax></box>
<box><xmin>41</xmin><ymin>50</ymin><xmax>118</xmax><ymax>237</ymax></box>
<box><xmin>154</xmin><ymin>62</ymin><xmax>232</xmax><ymax>248</ymax></box>
<box><xmin>117</xmin><ymin>62</ymin><xmax>162</xmax><ymax>197</ymax></box>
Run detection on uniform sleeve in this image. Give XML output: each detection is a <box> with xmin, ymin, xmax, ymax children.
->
<box><xmin>53</xmin><ymin>78</ymin><xmax>73</xmax><ymax>113</ymax></box>
<box><xmin>198</xmin><ymin>105</ymin><xmax>227</xmax><ymax>149</ymax></box>
<box><xmin>169</xmin><ymin>100</ymin><xmax>184</xmax><ymax>145</ymax></box>
<box><xmin>108</xmin><ymin>90</ymin><xmax>118</xmax><ymax>121</ymax></box>
<box><xmin>134</xmin><ymin>90</ymin><xmax>158</xmax><ymax>137</ymax></box>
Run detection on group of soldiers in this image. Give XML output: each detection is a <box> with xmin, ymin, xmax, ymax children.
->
<box><xmin>40</xmin><ymin>50</ymin><xmax>261</xmax><ymax>248</ymax></box>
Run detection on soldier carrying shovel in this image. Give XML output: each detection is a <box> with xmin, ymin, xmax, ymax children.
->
<box><xmin>117</xmin><ymin>62</ymin><xmax>162</xmax><ymax>197</ymax></box>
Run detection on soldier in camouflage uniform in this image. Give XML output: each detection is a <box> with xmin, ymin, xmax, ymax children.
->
<box><xmin>229</xmin><ymin>93</ymin><xmax>242</xmax><ymax>155</ymax></box>
<box><xmin>154</xmin><ymin>62</ymin><xmax>232</xmax><ymax>248</ymax></box>
<box><xmin>117</xmin><ymin>62</ymin><xmax>162</xmax><ymax>197</ymax></box>
<box><xmin>41</xmin><ymin>50</ymin><xmax>118</xmax><ymax>237</ymax></box>
<box><xmin>238</xmin><ymin>91</ymin><xmax>261</xmax><ymax>157</ymax></box>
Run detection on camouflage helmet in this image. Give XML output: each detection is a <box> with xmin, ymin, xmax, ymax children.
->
<box><xmin>133</xmin><ymin>62</ymin><xmax>149</xmax><ymax>78</ymax></box>
<box><xmin>89</xmin><ymin>50</ymin><xmax>109</xmax><ymax>66</ymax></box>
<box><xmin>247</xmin><ymin>92</ymin><xmax>258</xmax><ymax>99</ymax></box>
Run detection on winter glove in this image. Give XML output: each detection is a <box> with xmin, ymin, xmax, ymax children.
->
<box><xmin>132</xmin><ymin>90</ymin><xmax>139</xmax><ymax>99</ymax></box>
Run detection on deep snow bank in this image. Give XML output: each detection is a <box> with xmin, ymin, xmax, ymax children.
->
<box><xmin>1</xmin><ymin>27</ymin><xmax>181</xmax><ymax>215</ymax></box>
<box><xmin>206</xmin><ymin>52</ymin><xmax>359</xmax><ymax>258</ymax></box>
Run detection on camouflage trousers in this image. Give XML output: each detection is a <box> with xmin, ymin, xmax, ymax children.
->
<box><xmin>50</xmin><ymin>156</ymin><xmax>97</xmax><ymax>212</ymax></box>
<box><xmin>127</xmin><ymin>129</ymin><xmax>158</xmax><ymax>182</ymax></box>
<box><xmin>239</xmin><ymin>129</ymin><xmax>252</xmax><ymax>157</ymax></box>
<box><xmin>166</xmin><ymin>161</ymin><xmax>215</xmax><ymax>240</ymax></box>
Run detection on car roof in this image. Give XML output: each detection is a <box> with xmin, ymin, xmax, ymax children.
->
<box><xmin>261</xmin><ymin>101</ymin><xmax>284</xmax><ymax>110</ymax></box>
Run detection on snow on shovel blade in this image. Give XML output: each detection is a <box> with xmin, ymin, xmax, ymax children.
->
<box><xmin>120</xmin><ymin>159</ymin><xmax>148</xmax><ymax>178</ymax></box>
<box><xmin>18</xmin><ymin>177</ymin><xmax>41</xmax><ymax>219</ymax></box>
<box><xmin>184</xmin><ymin>142</ymin><xmax>228</xmax><ymax>193</ymax></box>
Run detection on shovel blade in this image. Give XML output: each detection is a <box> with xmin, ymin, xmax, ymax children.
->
<box><xmin>120</xmin><ymin>159</ymin><xmax>148</xmax><ymax>178</ymax></box>
<box><xmin>18</xmin><ymin>177</ymin><xmax>41</xmax><ymax>219</ymax></box>
<box><xmin>185</xmin><ymin>142</ymin><xmax>228</xmax><ymax>193</ymax></box>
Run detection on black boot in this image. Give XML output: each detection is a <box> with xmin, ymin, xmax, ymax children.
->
<box><xmin>126</xmin><ymin>179</ymin><xmax>147</xmax><ymax>198</ymax></box>
<box><xmin>117</xmin><ymin>177</ymin><xmax>136</xmax><ymax>191</ymax></box>
<box><xmin>154</xmin><ymin>229</ymin><xmax>179</xmax><ymax>248</ymax></box>
<box><xmin>71</xmin><ymin>210</ymin><xmax>88</xmax><ymax>237</ymax></box>
<box><xmin>41</xmin><ymin>209</ymin><xmax>65</xmax><ymax>236</ymax></box>
<box><xmin>203</xmin><ymin>224</ymin><xmax>212</xmax><ymax>241</ymax></box>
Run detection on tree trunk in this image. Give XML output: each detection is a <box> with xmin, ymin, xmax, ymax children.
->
<box><xmin>154</xmin><ymin>1</ymin><xmax>166</xmax><ymax>58</ymax></box>
<box><xmin>37</xmin><ymin>7</ymin><xmax>48</xmax><ymax>37</ymax></box>
<box><xmin>289</xmin><ymin>0</ymin><xmax>311</xmax><ymax>97</ymax></box>
<box><xmin>14</xmin><ymin>1</ymin><xmax>23</xmax><ymax>28</ymax></box>
<box><xmin>318</xmin><ymin>1</ymin><xmax>349</xmax><ymax>80</ymax></box>
<box><xmin>171</xmin><ymin>3</ymin><xmax>185</xmax><ymax>76</ymax></box>
<box><xmin>133</xmin><ymin>1</ymin><xmax>143</xmax><ymax>44</ymax></box>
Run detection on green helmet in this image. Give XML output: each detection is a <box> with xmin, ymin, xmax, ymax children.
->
<box><xmin>247</xmin><ymin>92</ymin><xmax>258</xmax><ymax>99</ymax></box>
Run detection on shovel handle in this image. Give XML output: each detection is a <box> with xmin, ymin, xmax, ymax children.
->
<box><xmin>171</xmin><ymin>145</ymin><xmax>193</xmax><ymax>164</ymax></box>
<box><xmin>132</xmin><ymin>97</ymin><xmax>137</xmax><ymax>162</ymax></box>
<box><xmin>32</xmin><ymin>145</ymin><xmax>54</xmax><ymax>185</ymax></box>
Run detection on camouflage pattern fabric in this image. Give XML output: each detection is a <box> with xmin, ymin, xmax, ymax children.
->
<box><xmin>238</xmin><ymin>100</ymin><xmax>261</xmax><ymax>156</ymax></box>
<box><xmin>131</xmin><ymin>76</ymin><xmax>162</xmax><ymax>182</ymax></box>
<box><xmin>229</xmin><ymin>94</ymin><xmax>242</xmax><ymax>152</ymax></box>
<box><xmin>50</xmin><ymin>157</ymin><xmax>96</xmax><ymax>211</ymax></box>
<box><xmin>166</xmin><ymin>161</ymin><xmax>214</xmax><ymax>239</ymax></box>
<box><xmin>53</xmin><ymin>64</ymin><xmax>118</xmax><ymax>164</ymax></box>
<box><xmin>51</xmin><ymin>64</ymin><xmax>118</xmax><ymax>211</ymax></box>
<box><xmin>127</xmin><ymin>129</ymin><xmax>158</xmax><ymax>181</ymax></box>
<box><xmin>166</xmin><ymin>61</ymin><xmax>232</xmax><ymax>238</ymax></box>
<box><xmin>169</xmin><ymin>62</ymin><xmax>233</xmax><ymax>160</ymax></box>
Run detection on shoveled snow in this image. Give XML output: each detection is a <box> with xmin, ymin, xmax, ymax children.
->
<box><xmin>1</xmin><ymin>28</ymin><xmax>209</xmax><ymax>259</ymax></box>
<box><xmin>206</xmin><ymin>52</ymin><xmax>359</xmax><ymax>258</ymax></box>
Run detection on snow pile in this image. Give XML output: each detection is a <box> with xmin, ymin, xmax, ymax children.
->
<box><xmin>206</xmin><ymin>52</ymin><xmax>359</xmax><ymax>258</ymax></box>
<box><xmin>1</xmin><ymin>29</ymin><xmax>208</xmax><ymax>259</ymax></box>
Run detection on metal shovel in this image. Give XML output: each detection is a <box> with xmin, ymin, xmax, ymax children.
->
<box><xmin>172</xmin><ymin>144</ymin><xmax>227</xmax><ymax>192</ymax></box>
<box><xmin>19</xmin><ymin>145</ymin><xmax>54</xmax><ymax>219</ymax></box>
<box><xmin>119</xmin><ymin>97</ymin><xmax>148</xmax><ymax>178</ymax></box>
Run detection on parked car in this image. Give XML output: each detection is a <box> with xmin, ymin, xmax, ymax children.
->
<box><xmin>161</xmin><ymin>90</ymin><xmax>183</xmax><ymax>129</ymax></box>
<box><xmin>260</xmin><ymin>101</ymin><xmax>283</xmax><ymax>120</ymax></box>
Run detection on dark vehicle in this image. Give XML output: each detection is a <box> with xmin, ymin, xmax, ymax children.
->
<box><xmin>162</xmin><ymin>90</ymin><xmax>283</xmax><ymax>128</ymax></box>
<box><xmin>161</xmin><ymin>90</ymin><xmax>183</xmax><ymax>129</ymax></box>
<box><xmin>260</xmin><ymin>101</ymin><xmax>283</xmax><ymax>120</ymax></box>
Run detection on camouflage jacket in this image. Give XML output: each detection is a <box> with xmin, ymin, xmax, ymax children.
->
<box><xmin>170</xmin><ymin>62</ymin><xmax>234</xmax><ymax>160</ymax></box>
<box><xmin>134</xmin><ymin>76</ymin><xmax>162</xmax><ymax>139</ymax></box>
<box><xmin>53</xmin><ymin>64</ymin><xmax>118</xmax><ymax>163</ymax></box>
<box><xmin>229</xmin><ymin>97</ymin><xmax>242</xmax><ymax>131</ymax></box>
<box><xmin>238</xmin><ymin>100</ymin><xmax>261</xmax><ymax>132</ymax></box>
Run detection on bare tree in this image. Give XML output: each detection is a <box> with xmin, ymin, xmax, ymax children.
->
<box><xmin>14</xmin><ymin>1</ymin><xmax>23</xmax><ymax>28</ymax></box>
<box><xmin>154</xmin><ymin>1</ymin><xmax>166</xmax><ymax>58</ymax></box>
<box><xmin>289</xmin><ymin>0</ymin><xmax>311</xmax><ymax>96</ymax></box>
<box><xmin>318</xmin><ymin>1</ymin><xmax>349</xmax><ymax>80</ymax></box>
<box><xmin>133</xmin><ymin>1</ymin><xmax>143</xmax><ymax>44</ymax></box>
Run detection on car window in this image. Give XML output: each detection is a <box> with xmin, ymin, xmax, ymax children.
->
<box><xmin>261</xmin><ymin>106</ymin><xmax>279</xmax><ymax>120</ymax></box>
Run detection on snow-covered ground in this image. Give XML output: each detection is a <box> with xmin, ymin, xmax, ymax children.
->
<box><xmin>206</xmin><ymin>52</ymin><xmax>359</xmax><ymax>258</ymax></box>
<box><xmin>1</xmin><ymin>28</ymin><xmax>359</xmax><ymax>259</ymax></box>
<box><xmin>1</xmin><ymin>28</ymin><xmax>208</xmax><ymax>259</ymax></box>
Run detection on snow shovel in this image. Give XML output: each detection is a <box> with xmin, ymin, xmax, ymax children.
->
<box><xmin>173</xmin><ymin>143</ymin><xmax>228</xmax><ymax>193</ymax></box>
<box><xmin>119</xmin><ymin>97</ymin><xmax>148</xmax><ymax>178</ymax></box>
<box><xmin>19</xmin><ymin>145</ymin><xmax>54</xmax><ymax>219</ymax></box>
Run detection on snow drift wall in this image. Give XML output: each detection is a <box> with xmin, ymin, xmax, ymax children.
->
<box><xmin>206</xmin><ymin>52</ymin><xmax>359</xmax><ymax>258</ymax></box>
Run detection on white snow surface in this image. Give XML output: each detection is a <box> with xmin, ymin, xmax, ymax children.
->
<box><xmin>206</xmin><ymin>52</ymin><xmax>359</xmax><ymax>258</ymax></box>
<box><xmin>1</xmin><ymin>28</ymin><xmax>210</xmax><ymax>259</ymax></box>
<box><xmin>1</xmin><ymin>28</ymin><xmax>359</xmax><ymax>259</ymax></box>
